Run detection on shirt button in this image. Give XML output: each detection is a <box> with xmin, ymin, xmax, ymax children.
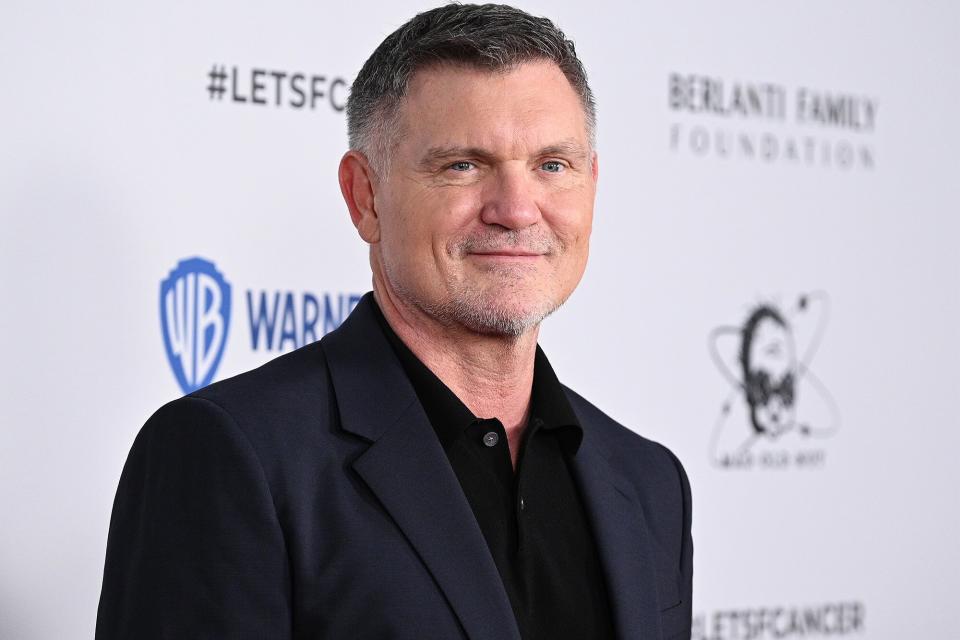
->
<box><xmin>482</xmin><ymin>431</ymin><xmax>499</xmax><ymax>447</ymax></box>
<box><xmin>519</xmin><ymin>497</ymin><xmax>526</xmax><ymax>511</ymax></box>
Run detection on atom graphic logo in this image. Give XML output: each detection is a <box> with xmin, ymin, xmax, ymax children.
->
<box><xmin>708</xmin><ymin>292</ymin><xmax>840</xmax><ymax>468</ymax></box>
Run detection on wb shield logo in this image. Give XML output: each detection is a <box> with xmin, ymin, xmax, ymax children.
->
<box><xmin>160</xmin><ymin>258</ymin><xmax>231</xmax><ymax>394</ymax></box>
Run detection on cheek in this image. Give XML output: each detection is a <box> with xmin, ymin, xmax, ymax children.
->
<box><xmin>550</xmin><ymin>204</ymin><xmax>593</xmax><ymax>260</ymax></box>
<box><xmin>546</xmin><ymin>182</ymin><xmax>594</xmax><ymax>227</ymax></box>
<box><xmin>432</xmin><ymin>194</ymin><xmax>487</xmax><ymax>253</ymax></box>
<box><xmin>389</xmin><ymin>190</ymin><xmax>480</xmax><ymax>268</ymax></box>
<box><xmin>382</xmin><ymin>187</ymin><xmax>433</xmax><ymax>244</ymax></box>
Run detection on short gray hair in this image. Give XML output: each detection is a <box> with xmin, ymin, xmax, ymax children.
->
<box><xmin>346</xmin><ymin>3</ymin><xmax>596</xmax><ymax>175</ymax></box>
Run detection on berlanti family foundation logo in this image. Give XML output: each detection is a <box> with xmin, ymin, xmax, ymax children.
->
<box><xmin>160</xmin><ymin>257</ymin><xmax>232</xmax><ymax>394</ymax></box>
<box><xmin>708</xmin><ymin>292</ymin><xmax>840</xmax><ymax>469</ymax></box>
<box><xmin>668</xmin><ymin>72</ymin><xmax>878</xmax><ymax>171</ymax></box>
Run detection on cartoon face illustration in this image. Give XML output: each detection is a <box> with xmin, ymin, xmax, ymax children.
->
<box><xmin>708</xmin><ymin>293</ymin><xmax>840</xmax><ymax>466</ymax></box>
<box><xmin>740</xmin><ymin>307</ymin><xmax>796</xmax><ymax>437</ymax></box>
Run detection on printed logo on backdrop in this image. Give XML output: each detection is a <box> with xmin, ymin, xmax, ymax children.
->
<box><xmin>708</xmin><ymin>292</ymin><xmax>840</xmax><ymax>470</ymax></box>
<box><xmin>160</xmin><ymin>258</ymin><xmax>232</xmax><ymax>394</ymax></box>
<box><xmin>206</xmin><ymin>64</ymin><xmax>347</xmax><ymax>113</ymax></box>
<box><xmin>693</xmin><ymin>601</ymin><xmax>865</xmax><ymax>640</ymax></box>
<box><xmin>160</xmin><ymin>257</ymin><xmax>362</xmax><ymax>394</ymax></box>
<box><xmin>668</xmin><ymin>73</ymin><xmax>878</xmax><ymax>170</ymax></box>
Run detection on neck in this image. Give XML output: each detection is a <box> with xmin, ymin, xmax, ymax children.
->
<box><xmin>372</xmin><ymin>278</ymin><xmax>538</xmax><ymax>464</ymax></box>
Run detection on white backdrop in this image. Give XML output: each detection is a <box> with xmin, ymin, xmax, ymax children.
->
<box><xmin>2</xmin><ymin>1</ymin><xmax>958</xmax><ymax>638</ymax></box>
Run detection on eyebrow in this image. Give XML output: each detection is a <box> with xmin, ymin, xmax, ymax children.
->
<box><xmin>418</xmin><ymin>139</ymin><xmax>589</xmax><ymax>168</ymax></box>
<box><xmin>536</xmin><ymin>140</ymin><xmax>590</xmax><ymax>159</ymax></box>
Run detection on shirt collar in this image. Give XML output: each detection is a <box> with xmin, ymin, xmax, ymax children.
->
<box><xmin>530</xmin><ymin>345</ymin><xmax>584</xmax><ymax>454</ymax></box>
<box><xmin>371</xmin><ymin>298</ymin><xmax>583</xmax><ymax>456</ymax></box>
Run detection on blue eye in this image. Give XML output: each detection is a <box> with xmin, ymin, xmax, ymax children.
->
<box><xmin>541</xmin><ymin>161</ymin><xmax>564</xmax><ymax>173</ymax></box>
<box><xmin>450</xmin><ymin>161</ymin><xmax>475</xmax><ymax>172</ymax></box>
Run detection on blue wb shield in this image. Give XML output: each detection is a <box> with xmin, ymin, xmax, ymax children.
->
<box><xmin>160</xmin><ymin>257</ymin><xmax>231</xmax><ymax>394</ymax></box>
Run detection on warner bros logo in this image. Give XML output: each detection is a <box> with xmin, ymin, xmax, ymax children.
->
<box><xmin>708</xmin><ymin>292</ymin><xmax>840</xmax><ymax>469</ymax></box>
<box><xmin>160</xmin><ymin>257</ymin><xmax>232</xmax><ymax>394</ymax></box>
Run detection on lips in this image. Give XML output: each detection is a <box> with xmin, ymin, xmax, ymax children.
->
<box><xmin>456</xmin><ymin>232</ymin><xmax>556</xmax><ymax>258</ymax></box>
<box><xmin>469</xmin><ymin>250</ymin><xmax>545</xmax><ymax>257</ymax></box>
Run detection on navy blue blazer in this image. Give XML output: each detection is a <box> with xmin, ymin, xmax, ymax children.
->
<box><xmin>96</xmin><ymin>294</ymin><xmax>693</xmax><ymax>639</ymax></box>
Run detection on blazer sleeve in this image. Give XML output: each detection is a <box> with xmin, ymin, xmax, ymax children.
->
<box><xmin>670</xmin><ymin>447</ymin><xmax>694</xmax><ymax>640</ymax></box>
<box><xmin>95</xmin><ymin>396</ymin><xmax>291</xmax><ymax>639</ymax></box>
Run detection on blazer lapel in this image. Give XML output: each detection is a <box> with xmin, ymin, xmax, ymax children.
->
<box><xmin>570</xmin><ymin>427</ymin><xmax>664</xmax><ymax>640</ymax></box>
<box><xmin>321</xmin><ymin>295</ymin><xmax>521</xmax><ymax>640</ymax></box>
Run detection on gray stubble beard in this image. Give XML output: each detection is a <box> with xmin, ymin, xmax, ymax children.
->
<box><xmin>381</xmin><ymin>227</ymin><xmax>572</xmax><ymax>338</ymax></box>
<box><xmin>384</xmin><ymin>258</ymin><xmax>565</xmax><ymax>339</ymax></box>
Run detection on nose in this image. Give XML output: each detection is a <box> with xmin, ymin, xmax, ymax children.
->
<box><xmin>479</xmin><ymin>165</ymin><xmax>542</xmax><ymax>230</ymax></box>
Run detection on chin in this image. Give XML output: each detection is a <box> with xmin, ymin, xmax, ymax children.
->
<box><xmin>447</xmin><ymin>292</ymin><xmax>564</xmax><ymax>338</ymax></box>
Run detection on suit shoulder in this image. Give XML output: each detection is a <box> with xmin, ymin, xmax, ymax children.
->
<box><xmin>137</xmin><ymin>393</ymin><xmax>247</xmax><ymax>449</ymax></box>
<box><xmin>563</xmin><ymin>385</ymin><xmax>684</xmax><ymax>471</ymax></box>
<box><xmin>190</xmin><ymin>340</ymin><xmax>331</xmax><ymax>414</ymax></box>
<box><xmin>173</xmin><ymin>341</ymin><xmax>340</xmax><ymax>472</ymax></box>
<box><xmin>564</xmin><ymin>385</ymin><xmax>693</xmax><ymax>581</ymax></box>
<box><xmin>119</xmin><ymin>395</ymin><xmax>270</xmax><ymax>505</ymax></box>
<box><xmin>563</xmin><ymin>384</ymin><xmax>692</xmax><ymax>524</ymax></box>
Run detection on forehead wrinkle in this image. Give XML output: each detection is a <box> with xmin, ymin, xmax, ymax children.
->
<box><xmin>400</xmin><ymin>70</ymin><xmax>590</xmax><ymax>163</ymax></box>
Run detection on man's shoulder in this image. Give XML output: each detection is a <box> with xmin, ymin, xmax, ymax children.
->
<box><xmin>563</xmin><ymin>385</ymin><xmax>689</xmax><ymax>493</ymax></box>
<box><xmin>563</xmin><ymin>384</ymin><xmax>692</xmax><ymax>586</ymax></box>
<box><xmin>142</xmin><ymin>340</ymin><xmax>341</xmax><ymax>472</ymax></box>
<box><xmin>190</xmin><ymin>340</ymin><xmax>332</xmax><ymax>417</ymax></box>
<box><xmin>563</xmin><ymin>385</ymin><xmax>679</xmax><ymax>458</ymax></box>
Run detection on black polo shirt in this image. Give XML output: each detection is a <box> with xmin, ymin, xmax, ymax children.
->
<box><xmin>372</xmin><ymin>303</ymin><xmax>615</xmax><ymax>640</ymax></box>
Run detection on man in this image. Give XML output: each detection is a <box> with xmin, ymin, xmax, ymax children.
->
<box><xmin>96</xmin><ymin>4</ymin><xmax>692</xmax><ymax>639</ymax></box>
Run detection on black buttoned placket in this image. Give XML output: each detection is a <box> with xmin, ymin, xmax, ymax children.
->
<box><xmin>372</xmin><ymin>302</ymin><xmax>615</xmax><ymax>640</ymax></box>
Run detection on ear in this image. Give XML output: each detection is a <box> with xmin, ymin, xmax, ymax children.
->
<box><xmin>590</xmin><ymin>150</ymin><xmax>599</xmax><ymax>183</ymax></box>
<box><xmin>338</xmin><ymin>150</ymin><xmax>381</xmax><ymax>243</ymax></box>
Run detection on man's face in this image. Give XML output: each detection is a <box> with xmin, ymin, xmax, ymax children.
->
<box><xmin>371</xmin><ymin>60</ymin><xmax>597</xmax><ymax>336</ymax></box>
<box><xmin>745</xmin><ymin>318</ymin><xmax>797</xmax><ymax>436</ymax></box>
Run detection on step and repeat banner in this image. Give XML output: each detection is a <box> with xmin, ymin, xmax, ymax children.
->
<box><xmin>2</xmin><ymin>1</ymin><xmax>958</xmax><ymax>638</ymax></box>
